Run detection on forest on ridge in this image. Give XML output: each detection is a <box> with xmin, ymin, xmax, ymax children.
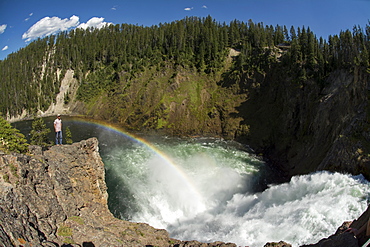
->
<box><xmin>0</xmin><ymin>16</ymin><xmax>369</xmax><ymax>124</ymax></box>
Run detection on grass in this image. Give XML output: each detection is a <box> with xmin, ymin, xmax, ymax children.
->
<box><xmin>57</xmin><ymin>225</ymin><xmax>72</xmax><ymax>237</ymax></box>
<box><xmin>9</xmin><ymin>163</ymin><xmax>18</xmax><ymax>178</ymax></box>
<box><xmin>3</xmin><ymin>174</ymin><xmax>9</xmax><ymax>183</ymax></box>
<box><xmin>68</xmin><ymin>216</ymin><xmax>84</xmax><ymax>225</ymax></box>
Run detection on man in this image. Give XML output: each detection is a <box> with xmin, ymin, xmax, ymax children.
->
<box><xmin>54</xmin><ymin>114</ymin><xmax>62</xmax><ymax>145</ymax></box>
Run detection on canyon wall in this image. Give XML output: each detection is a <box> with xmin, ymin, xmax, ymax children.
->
<box><xmin>237</xmin><ymin>67</ymin><xmax>370</xmax><ymax>181</ymax></box>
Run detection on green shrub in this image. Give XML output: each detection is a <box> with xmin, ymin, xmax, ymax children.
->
<box><xmin>0</xmin><ymin>116</ymin><xmax>28</xmax><ymax>153</ymax></box>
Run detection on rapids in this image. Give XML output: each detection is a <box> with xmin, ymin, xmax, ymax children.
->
<box><xmin>12</xmin><ymin>116</ymin><xmax>370</xmax><ymax>247</ymax></box>
<box><xmin>103</xmin><ymin>136</ymin><xmax>369</xmax><ymax>247</ymax></box>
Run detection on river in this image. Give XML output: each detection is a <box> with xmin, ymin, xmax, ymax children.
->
<box><xmin>12</xmin><ymin>116</ymin><xmax>370</xmax><ymax>247</ymax></box>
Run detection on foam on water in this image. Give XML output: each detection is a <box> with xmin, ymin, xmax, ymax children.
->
<box><xmin>104</xmin><ymin>137</ymin><xmax>369</xmax><ymax>247</ymax></box>
<box><xmin>167</xmin><ymin>171</ymin><xmax>368</xmax><ymax>246</ymax></box>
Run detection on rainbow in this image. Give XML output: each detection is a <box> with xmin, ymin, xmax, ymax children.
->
<box><xmin>68</xmin><ymin>116</ymin><xmax>205</xmax><ymax>209</ymax></box>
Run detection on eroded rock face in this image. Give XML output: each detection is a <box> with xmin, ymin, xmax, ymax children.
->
<box><xmin>0</xmin><ymin>138</ymin><xmax>236</xmax><ymax>247</ymax></box>
<box><xmin>239</xmin><ymin>68</ymin><xmax>370</xmax><ymax>181</ymax></box>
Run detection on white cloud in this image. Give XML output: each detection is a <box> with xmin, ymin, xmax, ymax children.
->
<box><xmin>22</xmin><ymin>15</ymin><xmax>80</xmax><ymax>42</ymax></box>
<box><xmin>0</xmin><ymin>24</ymin><xmax>7</xmax><ymax>34</ymax></box>
<box><xmin>2</xmin><ymin>45</ymin><xmax>9</xmax><ymax>51</ymax></box>
<box><xmin>25</xmin><ymin>13</ymin><xmax>33</xmax><ymax>22</ymax></box>
<box><xmin>21</xmin><ymin>15</ymin><xmax>112</xmax><ymax>42</ymax></box>
<box><xmin>77</xmin><ymin>17</ymin><xmax>112</xmax><ymax>30</ymax></box>
<box><xmin>184</xmin><ymin>7</ymin><xmax>193</xmax><ymax>11</ymax></box>
<box><xmin>202</xmin><ymin>5</ymin><xmax>208</xmax><ymax>9</ymax></box>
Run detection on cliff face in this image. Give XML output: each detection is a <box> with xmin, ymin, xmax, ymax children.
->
<box><xmin>0</xmin><ymin>138</ymin><xmax>235</xmax><ymax>247</ymax></box>
<box><xmin>238</xmin><ymin>67</ymin><xmax>370</xmax><ymax>181</ymax></box>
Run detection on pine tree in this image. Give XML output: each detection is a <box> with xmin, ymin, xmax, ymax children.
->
<box><xmin>30</xmin><ymin>118</ymin><xmax>51</xmax><ymax>148</ymax></box>
<box><xmin>65</xmin><ymin>126</ymin><xmax>73</xmax><ymax>144</ymax></box>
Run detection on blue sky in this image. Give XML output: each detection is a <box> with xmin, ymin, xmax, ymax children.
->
<box><xmin>0</xmin><ymin>0</ymin><xmax>369</xmax><ymax>60</ymax></box>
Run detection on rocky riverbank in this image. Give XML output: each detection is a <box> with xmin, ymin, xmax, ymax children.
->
<box><xmin>0</xmin><ymin>138</ymin><xmax>368</xmax><ymax>247</ymax></box>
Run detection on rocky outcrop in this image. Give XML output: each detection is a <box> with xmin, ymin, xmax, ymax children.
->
<box><xmin>300</xmin><ymin>232</ymin><xmax>358</xmax><ymax>247</ymax></box>
<box><xmin>0</xmin><ymin>138</ymin><xmax>236</xmax><ymax>247</ymax></box>
<box><xmin>264</xmin><ymin>241</ymin><xmax>291</xmax><ymax>247</ymax></box>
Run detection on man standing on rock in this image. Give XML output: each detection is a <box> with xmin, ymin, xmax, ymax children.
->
<box><xmin>54</xmin><ymin>114</ymin><xmax>62</xmax><ymax>145</ymax></box>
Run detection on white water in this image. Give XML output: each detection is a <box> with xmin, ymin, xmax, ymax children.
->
<box><xmin>103</xmin><ymin>137</ymin><xmax>369</xmax><ymax>247</ymax></box>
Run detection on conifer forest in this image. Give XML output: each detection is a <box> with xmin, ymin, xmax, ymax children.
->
<box><xmin>1</xmin><ymin>16</ymin><xmax>369</xmax><ymax>128</ymax></box>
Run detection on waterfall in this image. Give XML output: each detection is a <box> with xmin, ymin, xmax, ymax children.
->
<box><xmin>103</xmin><ymin>136</ymin><xmax>369</xmax><ymax>247</ymax></box>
